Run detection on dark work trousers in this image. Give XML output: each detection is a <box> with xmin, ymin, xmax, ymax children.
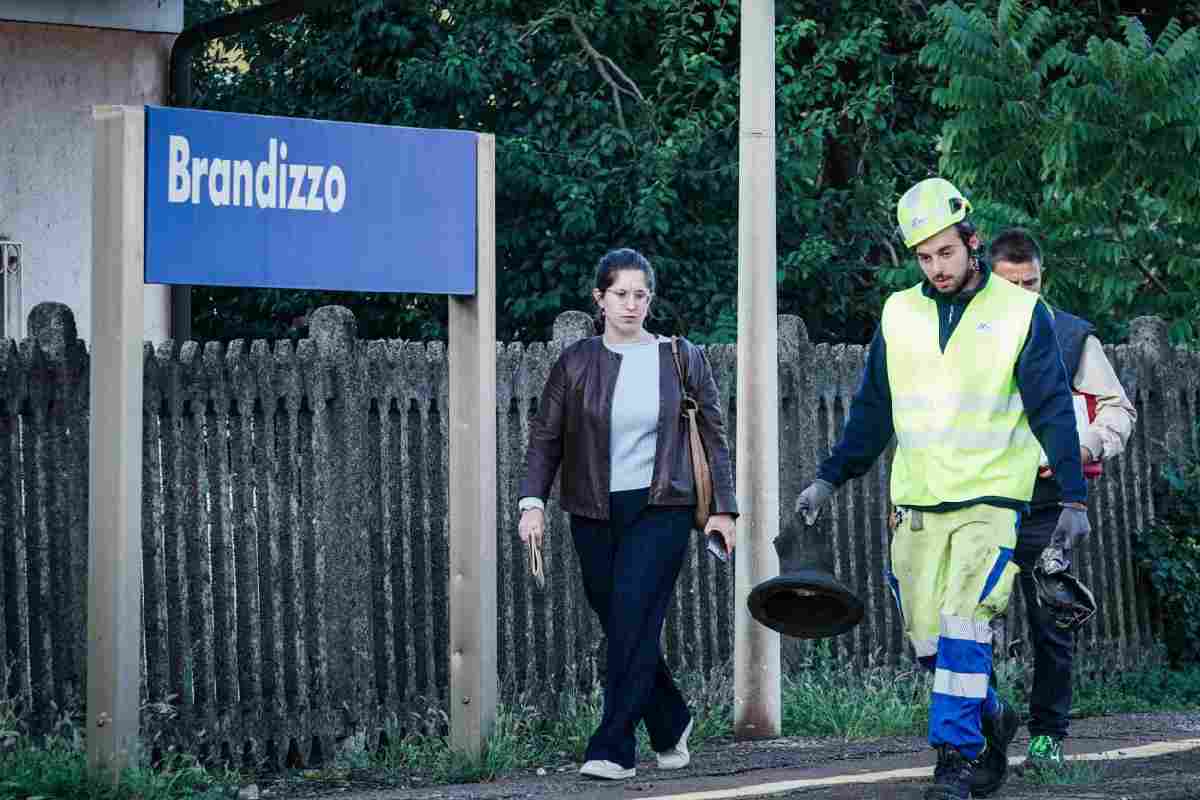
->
<box><xmin>1013</xmin><ymin>506</ymin><xmax>1074</xmax><ymax>739</ymax></box>
<box><xmin>570</xmin><ymin>487</ymin><xmax>693</xmax><ymax>769</ymax></box>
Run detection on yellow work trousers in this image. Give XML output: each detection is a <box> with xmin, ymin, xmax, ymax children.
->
<box><xmin>887</xmin><ymin>504</ymin><xmax>1021</xmax><ymax>757</ymax></box>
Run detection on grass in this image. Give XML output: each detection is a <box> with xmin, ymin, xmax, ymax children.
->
<box><xmin>341</xmin><ymin>642</ymin><xmax>1200</xmax><ymax>788</ymax></box>
<box><xmin>1070</xmin><ymin>659</ymin><xmax>1200</xmax><ymax>716</ymax></box>
<box><xmin>0</xmin><ymin>741</ymin><xmax>235</xmax><ymax>800</ymax></box>
<box><xmin>6</xmin><ymin>647</ymin><xmax>1200</xmax><ymax>795</ymax></box>
<box><xmin>782</xmin><ymin>645</ymin><xmax>932</xmax><ymax>738</ymax></box>
<box><xmin>1021</xmin><ymin>760</ymin><xmax>1107</xmax><ymax>786</ymax></box>
<box><xmin>356</xmin><ymin>671</ymin><xmax>732</xmax><ymax>784</ymax></box>
<box><xmin>0</xmin><ymin>664</ymin><xmax>237</xmax><ymax>800</ymax></box>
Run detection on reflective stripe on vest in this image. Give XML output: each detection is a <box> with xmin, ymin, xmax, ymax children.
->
<box><xmin>882</xmin><ymin>277</ymin><xmax>1041</xmax><ymax>506</ymax></box>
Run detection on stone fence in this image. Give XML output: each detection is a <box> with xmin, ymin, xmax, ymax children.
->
<box><xmin>0</xmin><ymin>302</ymin><xmax>1196</xmax><ymax>766</ymax></box>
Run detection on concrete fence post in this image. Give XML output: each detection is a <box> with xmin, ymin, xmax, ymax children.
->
<box><xmin>552</xmin><ymin>311</ymin><xmax>594</xmax><ymax>345</ymax></box>
<box><xmin>307</xmin><ymin>305</ymin><xmax>369</xmax><ymax>759</ymax></box>
<box><xmin>27</xmin><ymin>302</ymin><xmax>89</xmax><ymax>723</ymax></box>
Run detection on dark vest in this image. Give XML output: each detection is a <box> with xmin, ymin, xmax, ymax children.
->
<box><xmin>1052</xmin><ymin>309</ymin><xmax>1095</xmax><ymax>381</ymax></box>
<box><xmin>1030</xmin><ymin>308</ymin><xmax>1096</xmax><ymax>509</ymax></box>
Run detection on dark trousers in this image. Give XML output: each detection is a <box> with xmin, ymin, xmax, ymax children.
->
<box><xmin>570</xmin><ymin>488</ymin><xmax>693</xmax><ymax>769</ymax></box>
<box><xmin>1014</xmin><ymin>506</ymin><xmax>1075</xmax><ymax>739</ymax></box>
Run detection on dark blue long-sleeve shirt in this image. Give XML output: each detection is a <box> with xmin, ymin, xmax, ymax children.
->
<box><xmin>816</xmin><ymin>267</ymin><xmax>1086</xmax><ymax>513</ymax></box>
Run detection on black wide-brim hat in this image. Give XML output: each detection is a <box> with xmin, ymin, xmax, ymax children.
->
<box><xmin>745</xmin><ymin>512</ymin><xmax>865</xmax><ymax>640</ymax></box>
<box><xmin>746</xmin><ymin>569</ymin><xmax>865</xmax><ymax>639</ymax></box>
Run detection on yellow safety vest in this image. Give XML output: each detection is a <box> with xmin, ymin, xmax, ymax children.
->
<box><xmin>882</xmin><ymin>276</ymin><xmax>1041</xmax><ymax>506</ymax></box>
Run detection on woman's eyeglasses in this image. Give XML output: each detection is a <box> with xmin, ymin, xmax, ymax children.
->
<box><xmin>605</xmin><ymin>289</ymin><xmax>653</xmax><ymax>305</ymax></box>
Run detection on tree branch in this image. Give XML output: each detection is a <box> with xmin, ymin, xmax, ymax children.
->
<box><xmin>565</xmin><ymin>14</ymin><xmax>638</xmax><ymax>130</ymax></box>
<box><xmin>599</xmin><ymin>54</ymin><xmax>645</xmax><ymax>102</ymax></box>
<box><xmin>1135</xmin><ymin>256</ymin><xmax>1171</xmax><ymax>295</ymax></box>
<box><xmin>878</xmin><ymin>236</ymin><xmax>900</xmax><ymax>269</ymax></box>
<box><xmin>522</xmin><ymin>11</ymin><xmax>647</xmax><ymax>132</ymax></box>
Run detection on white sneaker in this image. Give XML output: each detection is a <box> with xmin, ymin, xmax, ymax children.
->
<box><xmin>579</xmin><ymin>759</ymin><xmax>635</xmax><ymax>780</ymax></box>
<box><xmin>655</xmin><ymin>718</ymin><xmax>693</xmax><ymax>770</ymax></box>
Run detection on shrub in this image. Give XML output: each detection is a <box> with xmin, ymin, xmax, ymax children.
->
<box><xmin>1135</xmin><ymin>436</ymin><xmax>1200</xmax><ymax>665</ymax></box>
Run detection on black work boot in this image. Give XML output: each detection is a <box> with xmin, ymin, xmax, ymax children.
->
<box><xmin>924</xmin><ymin>744</ymin><xmax>978</xmax><ymax>800</ymax></box>
<box><xmin>973</xmin><ymin>699</ymin><xmax>1019</xmax><ymax>796</ymax></box>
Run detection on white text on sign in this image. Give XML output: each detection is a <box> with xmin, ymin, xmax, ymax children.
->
<box><xmin>167</xmin><ymin>135</ymin><xmax>346</xmax><ymax>213</ymax></box>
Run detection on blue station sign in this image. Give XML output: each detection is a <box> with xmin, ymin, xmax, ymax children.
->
<box><xmin>144</xmin><ymin>106</ymin><xmax>478</xmax><ymax>294</ymax></box>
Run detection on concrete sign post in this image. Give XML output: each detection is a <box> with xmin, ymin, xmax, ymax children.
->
<box><xmin>734</xmin><ymin>0</ymin><xmax>782</xmax><ymax>738</ymax></box>
<box><xmin>88</xmin><ymin>105</ymin><xmax>146</xmax><ymax>773</ymax></box>
<box><xmin>89</xmin><ymin>104</ymin><xmax>496</xmax><ymax>770</ymax></box>
<box><xmin>448</xmin><ymin>134</ymin><xmax>497</xmax><ymax>758</ymax></box>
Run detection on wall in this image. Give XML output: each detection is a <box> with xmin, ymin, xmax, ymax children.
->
<box><xmin>0</xmin><ymin>1</ymin><xmax>182</xmax><ymax>33</ymax></box>
<box><xmin>0</xmin><ymin>14</ymin><xmax>177</xmax><ymax>340</ymax></box>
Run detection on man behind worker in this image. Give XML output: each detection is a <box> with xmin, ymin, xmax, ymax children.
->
<box><xmin>990</xmin><ymin>228</ymin><xmax>1136</xmax><ymax>771</ymax></box>
<box><xmin>794</xmin><ymin>179</ymin><xmax>1090</xmax><ymax>800</ymax></box>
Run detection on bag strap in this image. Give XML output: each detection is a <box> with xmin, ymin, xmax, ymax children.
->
<box><xmin>670</xmin><ymin>337</ymin><xmax>697</xmax><ymax>411</ymax></box>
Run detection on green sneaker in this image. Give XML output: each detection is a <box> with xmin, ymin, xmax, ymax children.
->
<box><xmin>1026</xmin><ymin>735</ymin><xmax>1064</xmax><ymax>770</ymax></box>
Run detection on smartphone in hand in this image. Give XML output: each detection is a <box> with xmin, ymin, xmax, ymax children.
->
<box><xmin>705</xmin><ymin>530</ymin><xmax>729</xmax><ymax>562</ymax></box>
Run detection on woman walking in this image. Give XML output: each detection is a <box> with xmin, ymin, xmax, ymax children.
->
<box><xmin>518</xmin><ymin>248</ymin><xmax>738</xmax><ymax>780</ymax></box>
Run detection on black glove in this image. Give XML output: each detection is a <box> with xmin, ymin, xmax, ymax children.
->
<box><xmin>1037</xmin><ymin>503</ymin><xmax>1090</xmax><ymax>575</ymax></box>
<box><xmin>794</xmin><ymin>479</ymin><xmax>835</xmax><ymax>526</ymax></box>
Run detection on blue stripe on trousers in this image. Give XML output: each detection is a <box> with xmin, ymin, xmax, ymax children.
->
<box><xmin>937</xmin><ymin>636</ymin><xmax>991</xmax><ymax>676</ymax></box>
<box><xmin>979</xmin><ymin>546</ymin><xmax>1015</xmax><ymax>604</ymax></box>
<box><xmin>930</xmin><ymin>636</ymin><xmax>992</xmax><ymax>757</ymax></box>
<box><xmin>931</xmin><ymin>692</ymin><xmax>986</xmax><ymax>758</ymax></box>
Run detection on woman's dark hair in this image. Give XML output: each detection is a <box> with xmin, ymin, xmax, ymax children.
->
<box><xmin>593</xmin><ymin>248</ymin><xmax>656</xmax><ymax>334</ymax></box>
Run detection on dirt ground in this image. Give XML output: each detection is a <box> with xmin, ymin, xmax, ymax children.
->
<box><xmin>252</xmin><ymin>711</ymin><xmax>1200</xmax><ymax>800</ymax></box>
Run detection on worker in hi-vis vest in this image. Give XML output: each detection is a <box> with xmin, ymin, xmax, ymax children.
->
<box><xmin>794</xmin><ymin>178</ymin><xmax>1089</xmax><ymax>800</ymax></box>
<box><xmin>990</xmin><ymin>228</ymin><xmax>1136</xmax><ymax>772</ymax></box>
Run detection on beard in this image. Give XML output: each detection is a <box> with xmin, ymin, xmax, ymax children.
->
<box><xmin>931</xmin><ymin>258</ymin><xmax>979</xmax><ymax>295</ymax></box>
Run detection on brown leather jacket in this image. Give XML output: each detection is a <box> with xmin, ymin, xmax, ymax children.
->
<box><xmin>519</xmin><ymin>335</ymin><xmax>737</xmax><ymax>521</ymax></box>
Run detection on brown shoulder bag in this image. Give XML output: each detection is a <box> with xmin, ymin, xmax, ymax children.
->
<box><xmin>671</xmin><ymin>337</ymin><xmax>713</xmax><ymax>531</ymax></box>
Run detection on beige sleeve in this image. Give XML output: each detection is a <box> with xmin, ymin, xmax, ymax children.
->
<box><xmin>1073</xmin><ymin>335</ymin><xmax>1137</xmax><ymax>460</ymax></box>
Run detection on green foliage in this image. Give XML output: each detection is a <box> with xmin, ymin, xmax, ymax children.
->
<box><xmin>1135</xmin><ymin>437</ymin><xmax>1200</xmax><ymax>665</ymax></box>
<box><xmin>1070</xmin><ymin>652</ymin><xmax>1200</xmax><ymax>712</ymax></box>
<box><xmin>181</xmin><ymin>0</ymin><xmax>1200</xmax><ymax>345</ymax></box>
<box><xmin>183</xmin><ymin>0</ymin><xmax>941</xmax><ymax>344</ymax></box>
<box><xmin>923</xmin><ymin>0</ymin><xmax>1200</xmax><ymax>345</ymax></box>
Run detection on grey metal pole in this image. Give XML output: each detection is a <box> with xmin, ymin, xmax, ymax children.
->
<box><xmin>734</xmin><ymin>0</ymin><xmax>782</xmax><ymax>739</ymax></box>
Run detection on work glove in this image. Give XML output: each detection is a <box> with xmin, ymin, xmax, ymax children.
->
<box><xmin>794</xmin><ymin>479</ymin><xmax>835</xmax><ymax>526</ymax></box>
<box><xmin>1037</xmin><ymin>503</ymin><xmax>1091</xmax><ymax>575</ymax></box>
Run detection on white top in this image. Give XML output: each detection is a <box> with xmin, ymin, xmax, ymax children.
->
<box><xmin>518</xmin><ymin>335</ymin><xmax>664</xmax><ymax>512</ymax></box>
<box><xmin>604</xmin><ymin>338</ymin><xmax>661</xmax><ymax>492</ymax></box>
